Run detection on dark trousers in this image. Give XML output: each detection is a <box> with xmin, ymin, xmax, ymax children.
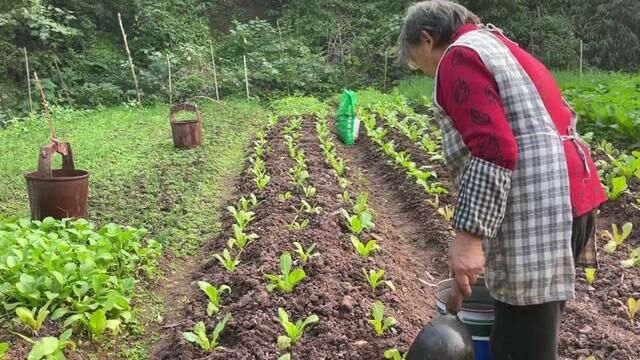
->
<box><xmin>490</xmin><ymin>210</ymin><xmax>596</xmax><ymax>360</ymax></box>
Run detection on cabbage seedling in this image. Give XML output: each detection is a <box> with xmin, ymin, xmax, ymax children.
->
<box><xmin>293</xmin><ymin>242</ymin><xmax>319</xmax><ymax>263</ymax></box>
<box><xmin>182</xmin><ymin>314</ymin><xmax>231</xmax><ymax>352</ymax></box>
<box><xmin>341</xmin><ymin>209</ymin><xmax>375</xmax><ymax>234</ymax></box>
<box><xmin>213</xmin><ymin>249</ymin><xmax>241</xmax><ymax>272</ymax></box>
<box><xmin>621</xmin><ymin>248</ymin><xmax>640</xmax><ymax>268</ymax></box>
<box><xmin>363</xmin><ymin>269</ymin><xmax>395</xmax><ymax>293</ymax></box>
<box><xmin>303</xmin><ymin>186</ymin><xmax>317</xmax><ymax>198</ymax></box>
<box><xmin>351</xmin><ymin>236</ymin><xmax>381</xmax><ymax>257</ymax></box>
<box><xmin>369</xmin><ymin>301</ymin><xmax>396</xmax><ymax>336</ymax></box>
<box><xmin>15</xmin><ymin>301</ymin><xmax>50</xmax><ymax>334</ymax></box>
<box><xmin>197</xmin><ymin>281</ymin><xmax>231</xmax><ymax>316</ymax></box>
<box><xmin>384</xmin><ymin>348</ymin><xmax>407</xmax><ymax>360</ymax></box>
<box><xmin>627</xmin><ymin>298</ymin><xmax>639</xmax><ymax>321</ymax></box>
<box><xmin>264</xmin><ymin>252</ymin><xmax>306</xmax><ymax>293</ymax></box>
<box><xmin>227</xmin><ymin>206</ymin><xmax>256</xmax><ymax>230</ymax></box>
<box><xmin>584</xmin><ymin>268</ymin><xmax>597</xmax><ymax>285</ymax></box>
<box><xmin>227</xmin><ymin>224</ymin><xmax>258</xmax><ymax>250</ymax></box>
<box><xmin>276</xmin><ymin>308</ymin><xmax>319</xmax><ymax>351</ymax></box>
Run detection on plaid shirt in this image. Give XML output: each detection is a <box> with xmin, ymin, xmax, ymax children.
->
<box><xmin>433</xmin><ymin>27</ymin><xmax>589</xmax><ymax>305</ymax></box>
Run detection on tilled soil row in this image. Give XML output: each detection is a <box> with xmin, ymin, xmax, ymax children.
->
<box><xmin>153</xmin><ymin>115</ymin><xmax>451</xmax><ymax>359</ymax></box>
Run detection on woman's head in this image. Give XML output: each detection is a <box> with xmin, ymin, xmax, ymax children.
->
<box><xmin>398</xmin><ymin>0</ymin><xmax>480</xmax><ymax>76</ymax></box>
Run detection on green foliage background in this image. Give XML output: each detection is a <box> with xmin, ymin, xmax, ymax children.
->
<box><xmin>1</xmin><ymin>0</ymin><xmax>639</xmax><ymax>120</ymax></box>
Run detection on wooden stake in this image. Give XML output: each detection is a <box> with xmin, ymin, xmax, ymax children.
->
<box><xmin>167</xmin><ymin>54</ymin><xmax>172</xmax><ymax>105</ymax></box>
<box><xmin>276</xmin><ymin>19</ymin><xmax>291</xmax><ymax>96</ymax></box>
<box><xmin>579</xmin><ymin>40</ymin><xmax>584</xmax><ymax>78</ymax></box>
<box><xmin>117</xmin><ymin>13</ymin><xmax>142</xmax><ymax>105</ymax></box>
<box><xmin>24</xmin><ymin>48</ymin><xmax>33</xmax><ymax>113</ymax></box>
<box><xmin>243</xmin><ymin>55</ymin><xmax>249</xmax><ymax>99</ymax></box>
<box><xmin>53</xmin><ymin>57</ymin><xmax>73</xmax><ymax>104</ymax></box>
<box><xmin>383</xmin><ymin>47</ymin><xmax>389</xmax><ymax>89</ymax></box>
<box><xmin>209</xmin><ymin>40</ymin><xmax>220</xmax><ymax>101</ymax></box>
<box><xmin>33</xmin><ymin>72</ymin><xmax>56</xmax><ymax>139</ymax></box>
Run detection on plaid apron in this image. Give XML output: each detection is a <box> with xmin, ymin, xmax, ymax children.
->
<box><xmin>433</xmin><ymin>27</ymin><xmax>577</xmax><ymax>305</ymax></box>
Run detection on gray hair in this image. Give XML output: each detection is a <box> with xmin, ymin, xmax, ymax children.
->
<box><xmin>397</xmin><ymin>0</ymin><xmax>480</xmax><ymax>68</ymax></box>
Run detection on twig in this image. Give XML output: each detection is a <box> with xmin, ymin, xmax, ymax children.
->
<box><xmin>418</xmin><ymin>278</ymin><xmax>438</xmax><ymax>287</ymax></box>
<box><xmin>32</xmin><ymin>72</ymin><xmax>57</xmax><ymax>139</ymax></box>
<box><xmin>53</xmin><ymin>57</ymin><xmax>73</xmax><ymax>104</ymax></box>
<box><xmin>24</xmin><ymin>48</ymin><xmax>33</xmax><ymax>112</ymax></box>
<box><xmin>118</xmin><ymin>13</ymin><xmax>142</xmax><ymax>105</ymax></box>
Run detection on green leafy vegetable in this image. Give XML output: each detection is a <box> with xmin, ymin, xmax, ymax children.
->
<box><xmin>607</xmin><ymin>176</ymin><xmax>628</xmax><ymax>200</ymax></box>
<box><xmin>197</xmin><ymin>281</ymin><xmax>231</xmax><ymax>316</ymax></box>
<box><xmin>227</xmin><ymin>224</ymin><xmax>259</xmax><ymax>250</ymax></box>
<box><xmin>264</xmin><ymin>252</ymin><xmax>306</xmax><ymax>293</ymax></box>
<box><xmin>226</xmin><ymin>206</ymin><xmax>256</xmax><ymax>230</ymax></box>
<box><xmin>213</xmin><ymin>249</ymin><xmax>241</xmax><ymax>272</ymax></box>
<box><xmin>276</xmin><ymin>308</ymin><xmax>319</xmax><ymax>351</ymax></box>
<box><xmin>363</xmin><ymin>269</ymin><xmax>395</xmax><ymax>293</ymax></box>
<box><xmin>620</xmin><ymin>248</ymin><xmax>640</xmax><ymax>268</ymax></box>
<box><xmin>350</xmin><ymin>236</ymin><xmax>381</xmax><ymax>257</ymax></box>
<box><xmin>293</xmin><ymin>242</ymin><xmax>319</xmax><ymax>263</ymax></box>
<box><xmin>15</xmin><ymin>302</ymin><xmax>50</xmax><ymax>333</ymax></box>
<box><xmin>627</xmin><ymin>298</ymin><xmax>639</xmax><ymax>321</ymax></box>
<box><xmin>603</xmin><ymin>222</ymin><xmax>633</xmax><ymax>252</ymax></box>
<box><xmin>288</xmin><ymin>217</ymin><xmax>310</xmax><ymax>231</ymax></box>
<box><xmin>341</xmin><ymin>209</ymin><xmax>375</xmax><ymax>234</ymax></box>
<box><xmin>368</xmin><ymin>300</ymin><xmax>396</xmax><ymax>336</ymax></box>
<box><xmin>584</xmin><ymin>268</ymin><xmax>597</xmax><ymax>285</ymax></box>
<box><xmin>384</xmin><ymin>348</ymin><xmax>407</xmax><ymax>360</ymax></box>
<box><xmin>182</xmin><ymin>313</ymin><xmax>231</xmax><ymax>351</ymax></box>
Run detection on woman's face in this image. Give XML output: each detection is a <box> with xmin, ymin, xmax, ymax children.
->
<box><xmin>408</xmin><ymin>31</ymin><xmax>446</xmax><ymax>77</ymax></box>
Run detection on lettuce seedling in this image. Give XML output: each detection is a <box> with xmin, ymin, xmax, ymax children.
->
<box><xmin>0</xmin><ymin>342</ymin><xmax>8</xmax><ymax>360</ymax></box>
<box><xmin>621</xmin><ymin>248</ymin><xmax>640</xmax><ymax>268</ymax></box>
<box><xmin>369</xmin><ymin>301</ymin><xmax>396</xmax><ymax>336</ymax></box>
<box><xmin>384</xmin><ymin>348</ymin><xmax>407</xmax><ymax>360</ymax></box>
<box><xmin>299</xmin><ymin>200</ymin><xmax>322</xmax><ymax>215</ymax></box>
<box><xmin>584</xmin><ymin>268</ymin><xmax>597</xmax><ymax>285</ymax></box>
<box><xmin>278</xmin><ymin>192</ymin><xmax>293</xmax><ymax>202</ymax></box>
<box><xmin>276</xmin><ymin>308</ymin><xmax>319</xmax><ymax>351</ymax></box>
<box><xmin>351</xmin><ymin>236</ymin><xmax>381</xmax><ymax>257</ymax></box>
<box><xmin>627</xmin><ymin>298</ymin><xmax>639</xmax><ymax>321</ymax></box>
<box><xmin>293</xmin><ymin>242</ymin><xmax>319</xmax><ymax>263</ymax></box>
<box><xmin>352</xmin><ymin>193</ymin><xmax>370</xmax><ymax>215</ymax></box>
<box><xmin>14</xmin><ymin>329</ymin><xmax>75</xmax><ymax>360</ymax></box>
<box><xmin>288</xmin><ymin>217</ymin><xmax>309</xmax><ymax>231</ymax></box>
<box><xmin>607</xmin><ymin>176</ymin><xmax>628</xmax><ymax>200</ymax></box>
<box><xmin>182</xmin><ymin>314</ymin><xmax>231</xmax><ymax>352</ymax></box>
<box><xmin>341</xmin><ymin>209</ymin><xmax>375</xmax><ymax>234</ymax></box>
<box><xmin>338</xmin><ymin>177</ymin><xmax>352</xmax><ymax>189</ymax></box>
<box><xmin>237</xmin><ymin>194</ymin><xmax>258</xmax><ymax>212</ymax></box>
<box><xmin>603</xmin><ymin>222</ymin><xmax>633</xmax><ymax>253</ymax></box>
<box><xmin>213</xmin><ymin>249</ymin><xmax>241</xmax><ymax>272</ymax></box>
<box><xmin>363</xmin><ymin>269</ymin><xmax>395</xmax><ymax>293</ymax></box>
<box><xmin>15</xmin><ymin>301</ymin><xmax>50</xmax><ymax>334</ymax></box>
<box><xmin>197</xmin><ymin>281</ymin><xmax>231</xmax><ymax>316</ymax></box>
<box><xmin>302</xmin><ymin>185</ymin><xmax>317</xmax><ymax>198</ymax></box>
<box><xmin>438</xmin><ymin>206</ymin><xmax>454</xmax><ymax>222</ymax></box>
<box><xmin>329</xmin><ymin>156</ymin><xmax>346</xmax><ymax>176</ymax></box>
<box><xmin>227</xmin><ymin>206</ymin><xmax>256</xmax><ymax>230</ymax></box>
<box><xmin>264</xmin><ymin>252</ymin><xmax>306</xmax><ymax>293</ymax></box>
<box><xmin>227</xmin><ymin>224</ymin><xmax>258</xmax><ymax>250</ymax></box>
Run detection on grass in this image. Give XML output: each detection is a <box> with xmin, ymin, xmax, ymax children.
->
<box><xmin>0</xmin><ymin>99</ymin><xmax>265</xmax><ymax>255</ymax></box>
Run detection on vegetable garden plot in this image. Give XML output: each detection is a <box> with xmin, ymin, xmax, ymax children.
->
<box><xmin>152</xmin><ymin>114</ymin><xmax>451</xmax><ymax>359</ymax></box>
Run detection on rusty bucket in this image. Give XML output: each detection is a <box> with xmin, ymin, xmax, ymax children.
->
<box><xmin>169</xmin><ymin>103</ymin><xmax>203</xmax><ymax>149</ymax></box>
<box><xmin>24</xmin><ymin>142</ymin><xmax>89</xmax><ymax>220</ymax></box>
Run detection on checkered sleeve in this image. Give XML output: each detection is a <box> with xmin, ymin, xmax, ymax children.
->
<box><xmin>453</xmin><ymin>157</ymin><xmax>512</xmax><ymax>238</ymax></box>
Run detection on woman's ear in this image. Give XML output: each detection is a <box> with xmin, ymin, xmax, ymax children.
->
<box><xmin>419</xmin><ymin>30</ymin><xmax>435</xmax><ymax>50</ymax></box>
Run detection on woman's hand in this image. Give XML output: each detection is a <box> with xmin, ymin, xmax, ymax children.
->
<box><xmin>448</xmin><ymin>231</ymin><xmax>485</xmax><ymax>297</ymax></box>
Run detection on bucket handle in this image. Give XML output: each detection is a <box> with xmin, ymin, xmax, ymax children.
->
<box><xmin>446</xmin><ymin>281</ymin><xmax>465</xmax><ymax>315</ymax></box>
<box><xmin>169</xmin><ymin>102</ymin><xmax>202</xmax><ymax>123</ymax></box>
<box><xmin>37</xmin><ymin>141</ymin><xmax>75</xmax><ymax>180</ymax></box>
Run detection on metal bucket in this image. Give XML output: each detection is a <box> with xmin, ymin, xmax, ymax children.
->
<box><xmin>24</xmin><ymin>142</ymin><xmax>89</xmax><ymax>220</ymax></box>
<box><xmin>169</xmin><ymin>103</ymin><xmax>203</xmax><ymax>149</ymax></box>
<box><xmin>435</xmin><ymin>279</ymin><xmax>494</xmax><ymax>360</ymax></box>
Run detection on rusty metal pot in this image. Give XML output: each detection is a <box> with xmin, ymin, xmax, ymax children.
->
<box><xmin>169</xmin><ymin>103</ymin><xmax>203</xmax><ymax>149</ymax></box>
<box><xmin>24</xmin><ymin>142</ymin><xmax>89</xmax><ymax>220</ymax></box>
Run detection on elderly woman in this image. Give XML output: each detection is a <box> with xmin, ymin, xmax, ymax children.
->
<box><xmin>397</xmin><ymin>1</ymin><xmax>607</xmax><ymax>359</ymax></box>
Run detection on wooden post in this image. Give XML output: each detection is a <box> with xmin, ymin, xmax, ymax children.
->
<box><xmin>53</xmin><ymin>57</ymin><xmax>73</xmax><ymax>104</ymax></box>
<box><xmin>579</xmin><ymin>39</ymin><xmax>584</xmax><ymax>78</ymax></box>
<box><xmin>167</xmin><ymin>54</ymin><xmax>172</xmax><ymax>105</ymax></box>
<box><xmin>276</xmin><ymin>19</ymin><xmax>291</xmax><ymax>96</ymax></box>
<box><xmin>117</xmin><ymin>13</ymin><xmax>142</xmax><ymax>105</ymax></box>
<box><xmin>383</xmin><ymin>47</ymin><xmax>389</xmax><ymax>89</ymax></box>
<box><xmin>24</xmin><ymin>48</ymin><xmax>33</xmax><ymax>113</ymax></box>
<box><xmin>209</xmin><ymin>40</ymin><xmax>220</xmax><ymax>101</ymax></box>
<box><xmin>243</xmin><ymin>55</ymin><xmax>250</xmax><ymax>99</ymax></box>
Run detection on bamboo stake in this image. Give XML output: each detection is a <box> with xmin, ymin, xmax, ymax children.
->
<box><xmin>243</xmin><ymin>55</ymin><xmax>249</xmax><ymax>99</ymax></box>
<box><xmin>209</xmin><ymin>40</ymin><xmax>220</xmax><ymax>101</ymax></box>
<box><xmin>117</xmin><ymin>13</ymin><xmax>142</xmax><ymax>105</ymax></box>
<box><xmin>24</xmin><ymin>48</ymin><xmax>33</xmax><ymax>113</ymax></box>
<box><xmin>167</xmin><ymin>54</ymin><xmax>172</xmax><ymax>105</ymax></box>
<box><xmin>579</xmin><ymin>39</ymin><xmax>584</xmax><ymax>78</ymax></box>
<box><xmin>33</xmin><ymin>72</ymin><xmax>57</xmax><ymax>139</ymax></box>
<box><xmin>276</xmin><ymin>19</ymin><xmax>291</xmax><ymax>96</ymax></box>
<box><xmin>53</xmin><ymin>57</ymin><xmax>73</xmax><ymax>104</ymax></box>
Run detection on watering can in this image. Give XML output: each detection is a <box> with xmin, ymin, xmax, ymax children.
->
<box><xmin>406</xmin><ymin>281</ymin><xmax>475</xmax><ymax>360</ymax></box>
